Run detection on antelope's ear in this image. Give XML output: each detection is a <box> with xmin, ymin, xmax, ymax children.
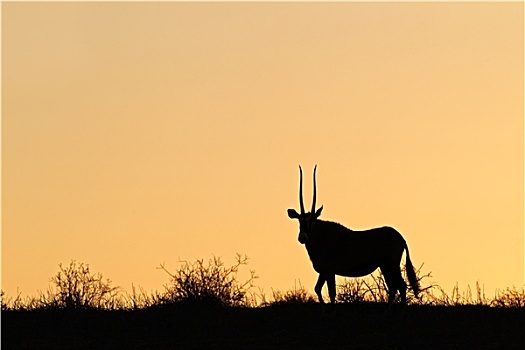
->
<box><xmin>287</xmin><ymin>209</ymin><xmax>300</xmax><ymax>219</ymax></box>
<box><xmin>314</xmin><ymin>206</ymin><xmax>323</xmax><ymax>218</ymax></box>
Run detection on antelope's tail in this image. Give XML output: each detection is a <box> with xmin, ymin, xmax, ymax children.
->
<box><xmin>404</xmin><ymin>242</ymin><xmax>420</xmax><ymax>298</ymax></box>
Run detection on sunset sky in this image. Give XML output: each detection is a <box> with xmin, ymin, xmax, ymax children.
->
<box><xmin>2</xmin><ymin>2</ymin><xmax>523</xmax><ymax>300</ymax></box>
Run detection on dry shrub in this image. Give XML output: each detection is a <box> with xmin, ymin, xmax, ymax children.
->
<box><xmin>40</xmin><ymin>260</ymin><xmax>121</xmax><ymax>310</ymax></box>
<box><xmin>158</xmin><ymin>254</ymin><xmax>257</xmax><ymax>307</ymax></box>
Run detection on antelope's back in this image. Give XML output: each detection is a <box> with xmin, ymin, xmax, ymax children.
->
<box><xmin>308</xmin><ymin>221</ymin><xmax>406</xmax><ymax>273</ymax></box>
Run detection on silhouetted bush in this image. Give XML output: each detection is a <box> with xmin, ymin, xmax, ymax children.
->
<box><xmin>39</xmin><ymin>260</ymin><xmax>121</xmax><ymax>310</ymax></box>
<box><xmin>157</xmin><ymin>254</ymin><xmax>257</xmax><ymax>307</ymax></box>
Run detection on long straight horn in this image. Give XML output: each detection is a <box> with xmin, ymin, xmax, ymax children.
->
<box><xmin>311</xmin><ymin>165</ymin><xmax>317</xmax><ymax>213</ymax></box>
<box><xmin>299</xmin><ymin>166</ymin><xmax>305</xmax><ymax>214</ymax></box>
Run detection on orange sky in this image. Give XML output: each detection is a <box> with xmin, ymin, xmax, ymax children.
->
<box><xmin>2</xmin><ymin>2</ymin><xmax>523</xmax><ymax>300</ymax></box>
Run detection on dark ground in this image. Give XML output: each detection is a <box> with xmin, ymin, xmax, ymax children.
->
<box><xmin>2</xmin><ymin>303</ymin><xmax>524</xmax><ymax>349</ymax></box>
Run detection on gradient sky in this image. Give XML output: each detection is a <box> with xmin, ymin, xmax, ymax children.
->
<box><xmin>2</xmin><ymin>2</ymin><xmax>523</xmax><ymax>300</ymax></box>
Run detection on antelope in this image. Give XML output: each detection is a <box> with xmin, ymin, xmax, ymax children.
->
<box><xmin>287</xmin><ymin>166</ymin><xmax>420</xmax><ymax>305</ymax></box>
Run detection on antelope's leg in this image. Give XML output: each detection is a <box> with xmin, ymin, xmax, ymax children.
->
<box><xmin>314</xmin><ymin>274</ymin><xmax>327</xmax><ymax>303</ymax></box>
<box><xmin>326</xmin><ymin>274</ymin><xmax>336</xmax><ymax>304</ymax></box>
<box><xmin>381</xmin><ymin>265</ymin><xmax>396</xmax><ymax>305</ymax></box>
<box><xmin>399</xmin><ymin>279</ymin><xmax>407</xmax><ymax>306</ymax></box>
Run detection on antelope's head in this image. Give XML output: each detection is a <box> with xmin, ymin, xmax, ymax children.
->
<box><xmin>287</xmin><ymin>165</ymin><xmax>323</xmax><ymax>244</ymax></box>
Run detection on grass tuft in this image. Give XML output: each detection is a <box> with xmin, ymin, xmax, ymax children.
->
<box><xmin>262</xmin><ymin>281</ymin><xmax>317</xmax><ymax>306</ymax></box>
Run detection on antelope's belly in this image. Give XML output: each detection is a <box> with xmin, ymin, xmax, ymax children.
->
<box><xmin>312</xmin><ymin>258</ymin><xmax>380</xmax><ymax>278</ymax></box>
<box><xmin>335</xmin><ymin>265</ymin><xmax>379</xmax><ymax>277</ymax></box>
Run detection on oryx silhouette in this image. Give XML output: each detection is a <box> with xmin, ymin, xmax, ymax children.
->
<box><xmin>288</xmin><ymin>166</ymin><xmax>419</xmax><ymax>305</ymax></box>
